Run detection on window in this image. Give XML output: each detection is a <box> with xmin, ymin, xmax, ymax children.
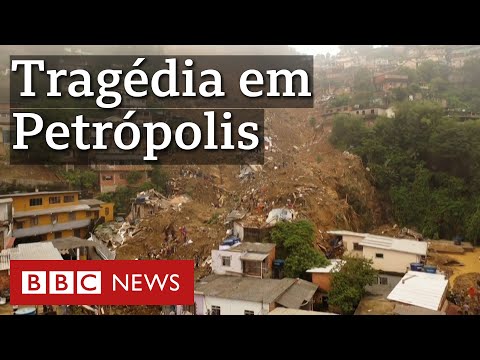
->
<box><xmin>371</xmin><ymin>109</ymin><xmax>375</xmax><ymax>114</ymax></box>
<box><xmin>54</xmin><ymin>231</ymin><xmax>62</xmax><ymax>239</ymax></box>
<box><xmin>378</xmin><ymin>276</ymin><xmax>388</xmax><ymax>285</ymax></box>
<box><xmin>105</xmin><ymin>207</ymin><xmax>110</xmax><ymax>216</ymax></box>
<box><xmin>361</xmin><ymin>110</ymin><xmax>365</xmax><ymax>115</ymax></box>
<box><xmin>375</xmin><ymin>253</ymin><xmax>384</xmax><ymax>259</ymax></box>
<box><xmin>69</xmin><ymin>212</ymin><xmax>76</xmax><ymax>221</ymax></box>
<box><xmin>244</xmin><ymin>310</ymin><xmax>254</xmax><ymax>315</ymax></box>
<box><xmin>356</xmin><ymin>111</ymin><xmax>359</xmax><ymax>114</ymax></box>
<box><xmin>16</xmin><ymin>221</ymin><xmax>23</xmax><ymax>229</ymax></box>
<box><xmin>29</xmin><ymin>198</ymin><xmax>42</xmax><ymax>206</ymax></box>
<box><xmin>222</xmin><ymin>256</ymin><xmax>231</xmax><ymax>267</ymax></box>
<box><xmin>30</xmin><ymin>217</ymin><xmax>38</xmax><ymax>226</ymax></box>
<box><xmin>74</xmin><ymin>229</ymin><xmax>81</xmax><ymax>238</ymax></box>
<box><xmin>86</xmin><ymin>211</ymin><xmax>92</xmax><ymax>217</ymax></box>
<box><xmin>211</xmin><ymin>306</ymin><xmax>221</xmax><ymax>315</ymax></box>
<box><xmin>102</xmin><ymin>175</ymin><xmax>113</xmax><ymax>181</ymax></box>
<box><xmin>49</xmin><ymin>196</ymin><xmax>61</xmax><ymax>204</ymax></box>
<box><xmin>64</xmin><ymin>195</ymin><xmax>74</xmax><ymax>203</ymax></box>
<box><xmin>353</xmin><ymin>243</ymin><xmax>363</xmax><ymax>251</ymax></box>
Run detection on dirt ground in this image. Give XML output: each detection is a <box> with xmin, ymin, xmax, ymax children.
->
<box><xmin>448</xmin><ymin>249</ymin><xmax>480</xmax><ymax>286</ymax></box>
<box><xmin>354</xmin><ymin>295</ymin><xmax>396</xmax><ymax>315</ymax></box>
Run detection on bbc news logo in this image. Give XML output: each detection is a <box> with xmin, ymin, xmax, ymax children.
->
<box><xmin>10</xmin><ymin>260</ymin><xmax>194</xmax><ymax>305</ymax></box>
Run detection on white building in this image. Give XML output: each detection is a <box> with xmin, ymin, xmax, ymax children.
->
<box><xmin>387</xmin><ymin>271</ymin><xmax>448</xmax><ymax>311</ymax></box>
<box><xmin>194</xmin><ymin>275</ymin><xmax>318</xmax><ymax>315</ymax></box>
<box><xmin>0</xmin><ymin>198</ymin><xmax>12</xmax><ymax>250</ymax></box>
<box><xmin>326</xmin><ymin>230</ymin><xmax>428</xmax><ymax>274</ymax></box>
<box><xmin>211</xmin><ymin>242</ymin><xmax>276</xmax><ymax>278</ymax></box>
<box><xmin>359</xmin><ymin>235</ymin><xmax>427</xmax><ymax>274</ymax></box>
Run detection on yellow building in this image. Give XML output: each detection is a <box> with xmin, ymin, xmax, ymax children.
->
<box><xmin>0</xmin><ymin>191</ymin><xmax>114</xmax><ymax>246</ymax></box>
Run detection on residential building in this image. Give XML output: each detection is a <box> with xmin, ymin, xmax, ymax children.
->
<box><xmin>0</xmin><ymin>198</ymin><xmax>12</xmax><ymax>249</ymax></box>
<box><xmin>233</xmin><ymin>215</ymin><xmax>272</xmax><ymax>243</ymax></box>
<box><xmin>0</xmin><ymin>191</ymin><xmax>114</xmax><ymax>246</ymax></box>
<box><xmin>90</xmin><ymin>164</ymin><xmax>152</xmax><ymax>193</ymax></box>
<box><xmin>359</xmin><ymin>235</ymin><xmax>427</xmax><ymax>274</ymax></box>
<box><xmin>0</xmin><ymin>103</ymin><xmax>10</xmax><ymax>151</ymax></box>
<box><xmin>79</xmin><ymin>199</ymin><xmax>114</xmax><ymax>223</ymax></box>
<box><xmin>211</xmin><ymin>242</ymin><xmax>276</xmax><ymax>278</ymax></box>
<box><xmin>350</xmin><ymin>107</ymin><xmax>395</xmax><ymax>119</ymax></box>
<box><xmin>1</xmin><ymin>242</ymin><xmax>63</xmax><ymax>272</ymax></box>
<box><xmin>387</xmin><ymin>271</ymin><xmax>449</xmax><ymax>312</ymax></box>
<box><xmin>307</xmin><ymin>259</ymin><xmax>344</xmax><ymax>292</ymax></box>
<box><xmin>194</xmin><ymin>275</ymin><xmax>318</xmax><ymax>315</ymax></box>
<box><xmin>327</xmin><ymin>230</ymin><xmax>367</xmax><ymax>256</ymax></box>
<box><xmin>374</xmin><ymin>74</ymin><xmax>408</xmax><ymax>92</ymax></box>
<box><xmin>268</xmin><ymin>308</ymin><xmax>336</xmax><ymax>315</ymax></box>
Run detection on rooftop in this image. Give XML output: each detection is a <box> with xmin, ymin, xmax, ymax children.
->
<box><xmin>13</xmin><ymin>218</ymin><xmax>91</xmax><ymax>238</ymax></box>
<box><xmin>228</xmin><ymin>242</ymin><xmax>275</xmax><ymax>254</ymax></box>
<box><xmin>14</xmin><ymin>204</ymin><xmax>90</xmax><ymax>219</ymax></box>
<box><xmin>307</xmin><ymin>259</ymin><xmax>344</xmax><ymax>274</ymax></box>
<box><xmin>387</xmin><ymin>271</ymin><xmax>448</xmax><ymax>311</ymax></box>
<box><xmin>268</xmin><ymin>308</ymin><xmax>336</xmax><ymax>315</ymax></box>
<box><xmin>0</xmin><ymin>190</ymin><xmax>78</xmax><ymax>199</ymax></box>
<box><xmin>275</xmin><ymin>279</ymin><xmax>318</xmax><ymax>309</ymax></box>
<box><xmin>359</xmin><ymin>235</ymin><xmax>428</xmax><ymax>256</ymax></box>
<box><xmin>0</xmin><ymin>198</ymin><xmax>12</xmax><ymax>204</ymax></box>
<box><xmin>79</xmin><ymin>199</ymin><xmax>105</xmax><ymax>207</ymax></box>
<box><xmin>195</xmin><ymin>275</ymin><xmax>295</xmax><ymax>304</ymax></box>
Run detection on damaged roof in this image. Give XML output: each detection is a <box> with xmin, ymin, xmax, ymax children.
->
<box><xmin>225</xmin><ymin>210</ymin><xmax>247</xmax><ymax>222</ymax></box>
<box><xmin>195</xmin><ymin>275</ymin><xmax>295</xmax><ymax>303</ymax></box>
<box><xmin>229</xmin><ymin>242</ymin><xmax>275</xmax><ymax>253</ymax></box>
<box><xmin>275</xmin><ymin>279</ymin><xmax>318</xmax><ymax>309</ymax></box>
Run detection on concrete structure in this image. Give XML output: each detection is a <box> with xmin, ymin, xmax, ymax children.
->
<box><xmin>1</xmin><ymin>242</ymin><xmax>63</xmax><ymax>271</ymax></box>
<box><xmin>0</xmin><ymin>198</ymin><xmax>12</xmax><ymax>250</ymax></box>
<box><xmin>307</xmin><ymin>259</ymin><xmax>344</xmax><ymax>292</ymax></box>
<box><xmin>266</xmin><ymin>208</ymin><xmax>296</xmax><ymax>226</ymax></box>
<box><xmin>387</xmin><ymin>271</ymin><xmax>448</xmax><ymax>311</ymax></box>
<box><xmin>0</xmin><ymin>191</ymin><xmax>113</xmax><ymax>245</ymax></box>
<box><xmin>327</xmin><ymin>230</ymin><xmax>367</xmax><ymax>257</ymax></box>
<box><xmin>212</xmin><ymin>242</ymin><xmax>275</xmax><ymax>278</ymax></box>
<box><xmin>90</xmin><ymin>164</ymin><xmax>152</xmax><ymax>193</ymax></box>
<box><xmin>79</xmin><ymin>199</ymin><xmax>114</xmax><ymax>223</ymax></box>
<box><xmin>360</xmin><ymin>235</ymin><xmax>427</xmax><ymax>274</ymax></box>
<box><xmin>194</xmin><ymin>275</ymin><xmax>318</xmax><ymax>315</ymax></box>
<box><xmin>374</xmin><ymin>74</ymin><xmax>408</xmax><ymax>92</ymax></box>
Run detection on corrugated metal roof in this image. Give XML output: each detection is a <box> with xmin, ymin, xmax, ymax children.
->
<box><xmin>12</xmin><ymin>242</ymin><xmax>63</xmax><ymax>261</ymax></box>
<box><xmin>307</xmin><ymin>259</ymin><xmax>345</xmax><ymax>273</ymax></box>
<box><xmin>359</xmin><ymin>236</ymin><xmax>427</xmax><ymax>256</ymax></box>
<box><xmin>275</xmin><ymin>279</ymin><xmax>318</xmax><ymax>309</ymax></box>
<box><xmin>387</xmin><ymin>271</ymin><xmax>448</xmax><ymax>311</ymax></box>
<box><xmin>13</xmin><ymin>218</ymin><xmax>91</xmax><ymax>238</ymax></box>
<box><xmin>240</xmin><ymin>253</ymin><xmax>269</xmax><ymax>261</ymax></box>
<box><xmin>14</xmin><ymin>204</ymin><xmax>90</xmax><ymax>218</ymax></box>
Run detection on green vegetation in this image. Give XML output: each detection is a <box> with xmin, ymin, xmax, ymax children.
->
<box><xmin>60</xmin><ymin>169</ymin><xmax>98</xmax><ymax>192</ymax></box>
<box><xmin>126</xmin><ymin>171</ymin><xmax>143</xmax><ymax>185</ymax></box>
<box><xmin>330</xmin><ymin>101</ymin><xmax>480</xmax><ymax>243</ymax></box>
<box><xmin>98</xmin><ymin>186</ymin><xmax>136</xmax><ymax>215</ymax></box>
<box><xmin>151</xmin><ymin>166</ymin><xmax>169</xmax><ymax>194</ymax></box>
<box><xmin>329</xmin><ymin>256</ymin><xmax>377</xmax><ymax>314</ymax></box>
<box><xmin>271</xmin><ymin>220</ymin><xmax>329</xmax><ymax>278</ymax></box>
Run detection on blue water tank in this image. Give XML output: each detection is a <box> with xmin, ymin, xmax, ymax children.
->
<box><xmin>423</xmin><ymin>265</ymin><xmax>437</xmax><ymax>274</ymax></box>
<box><xmin>410</xmin><ymin>263</ymin><xmax>424</xmax><ymax>271</ymax></box>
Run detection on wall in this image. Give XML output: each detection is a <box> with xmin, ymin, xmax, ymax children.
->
<box><xmin>342</xmin><ymin>234</ymin><xmax>366</xmax><ymax>257</ymax></box>
<box><xmin>194</xmin><ymin>294</ymin><xmax>205</xmax><ymax>315</ymax></box>
<box><xmin>362</xmin><ymin>247</ymin><xmax>421</xmax><ymax>274</ymax></box>
<box><xmin>311</xmin><ymin>273</ymin><xmax>333</xmax><ymax>292</ymax></box>
<box><xmin>202</xmin><ymin>296</ymin><xmax>270</xmax><ymax>315</ymax></box>
<box><xmin>10</xmin><ymin>192</ymin><xmax>79</xmax><ymax>213</ymax></box>
<box><xmin>0</xmin><ymin>201</ymin><xmax>12</xmax><ymax>222</ymax></box>
<box><xmin>211</xmin><ymin>250</ymin><xmax>243</xmax><ymax>276</ymax></box>
<box><xmin>100</xmin><ymin>203</ymin><xmax>114</xmax><ymax>222</ymax></box>
<box><xmin>233</xmin><ymin>222</ymin><xmax>244</xmax><ymax>241</ymax></box>
<box><xmin>99</xmin><ymin>171</ymin><xmax>149</xmax><ymax>193</ymax></box>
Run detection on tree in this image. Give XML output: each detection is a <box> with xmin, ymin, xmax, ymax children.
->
<box><xmin>126</xmin><ymin>171</ymin><xmax>142</xmax><ymax>185</ymax></box>
<box><xmin>271</xmin><ymin>220</ymin><xmax>329</xmax><ymax>278</ymax></box>
<box><xmin>353</xmin><ymin>68</ymin><xmax>374</xmax><ymax>93</ymax></box>
<box><xmin>151</xmin><ymin>166</ymin><xmax>169</xmax><ymax>194</ymax></box>
<box><xmin>61</xmin><ymin>169</ymin><xmax>98</xmax><ymax>192</ymax></box>
<box><xmin>329</xmin><ymin>255</ymin><xmax>377</xmax><ymax>314</ymax></box>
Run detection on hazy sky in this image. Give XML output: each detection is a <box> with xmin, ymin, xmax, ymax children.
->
<box><xmin>290</xmin><ymin>45</ymin><xmax>340</xmax><ymax>55</ymax></box>
<box><xmin>290</xmin><ymin>45</ymin><xmax>385</xmax><ymax>55</ymax></box>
